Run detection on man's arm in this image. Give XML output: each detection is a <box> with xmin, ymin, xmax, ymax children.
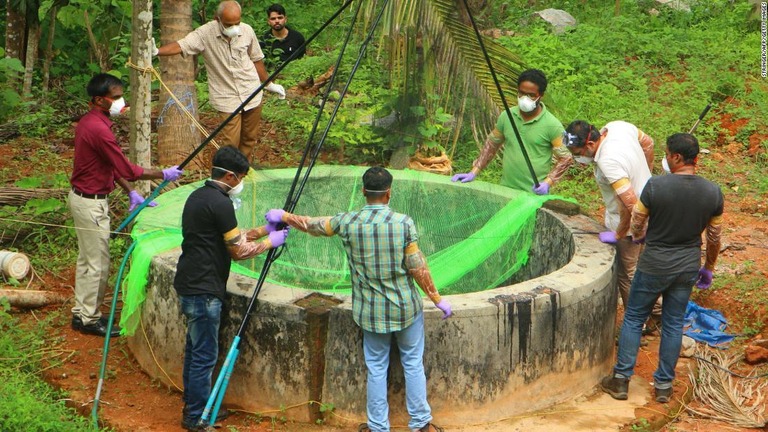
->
<box><xmin>544</xmin><ymin>133</ymin><xmax>573</xmax><ymax>186</ymax></box>
<box><xmin>224</xmin><ymin>227</ymin><xmax>273</xmax><ymax>260</ymax></box>
<box><xmin>404</xmin><ymin>243</ymin><xmax>441</xmax><ymax>304</ymax></box>
<box><xmin>470</xmin><ymin>129</ymin><xmax>505</xmax><ymax>175</ymax></box>
<box><xmin>703</xmin><ymin>215</ymin><xmax>723</xmax><ymax>270</ymax></box>
<box><xmin>274</xmin><ymin>211</ymin><xmax>335</xmax><ymax>237</ymax></box>
<box><xmin>637</xmin><ymin>129</ymin><xmax>655</xmax><ymax>172</ymax></box>
<box><xmin>611</xmin><ymin>178</ymin><xmax>639</xmax><ymax>239</ymax></box>
<box><xmin>254</xmin><ymin>59</ymin><xmax>270</xmax><ymax>83</ymax></box>
<box><xmin>629</xmin><ymin>200</ymin><xmax>649</xmax><ymax>242</ymax></box>
<box><xmin>115</xmin><ymin>177</ymin><xmax>132</xmax><ymax>194</ymax></box>
<box><xmin>156</xmin><ymin>42</ymin><xmax>182</xmax><ymax>57</ymax></box>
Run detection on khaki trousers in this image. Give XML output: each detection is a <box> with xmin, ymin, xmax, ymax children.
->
<box><xmin>68</xmin><ymin>191</ymin><xmax>111</xmax><ymax>326</ymax></box>
<box><xmin>616</xmin><ymin>237</ymin><xmax>662</xmax><ymax>318</ymax></box>
<box><xmin>217</xmin><ymin>105</ymin><xmax>262</xmax><ymax>161</ymax></box>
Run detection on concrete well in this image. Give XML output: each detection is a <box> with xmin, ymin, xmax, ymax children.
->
<box><xmin>127</xmin><ymin>166</ymin><xmax>617</xmax><ymax>427</ymax></box>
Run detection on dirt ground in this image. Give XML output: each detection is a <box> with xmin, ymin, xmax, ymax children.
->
<box><xmin>2</xmin><ymin>111</ymin><xmax>767</xmax><ymax>432</ymax></box>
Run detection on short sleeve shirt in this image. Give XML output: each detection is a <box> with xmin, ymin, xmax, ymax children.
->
<box><xmin>496</xmin><ymin>104</ymin><xmax>564</xmax><ymax>191</ymax></box>
<box><xmin>637</xmin><ymin>174</ymin><xmax>724</xmax><ymax>274</ymax></box>
<box><xmin>174</xmin><ymin>181</ymin><xmax>239</xmax><ymax>301</ymax></box>
<box><xmin>593</xmin><ymin>121</ymin><xmax>652</xmax><ymax>231</ymax></box>
<box><xmin>178</xmin><ymin>21</ymin><xmax>265</xmax><ymax>113</ymax></box>
<box><xmin>330</xmin><ymin>204</ymin><xmax>422</xmax><ymax>334</ymax></box>
<box><xmin>260</xmin><ymin>26</ymin><xmax>306</xmax><ymax>65</ymax></box>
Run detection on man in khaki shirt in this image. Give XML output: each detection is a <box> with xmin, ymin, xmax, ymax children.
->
<box><xmin>156</xmin><ymin>1</ymin><xmax>285</xmax><ymax>162</ymax></box>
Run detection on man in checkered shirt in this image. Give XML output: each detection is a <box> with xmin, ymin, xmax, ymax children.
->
<box><xmin>265</xmin><ymin>167</ymin><xmax>452</xmax><ymax>432</ymax></box>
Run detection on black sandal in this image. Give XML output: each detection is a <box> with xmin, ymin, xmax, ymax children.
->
<box><xmin>358</xmin><ymin>423</ymin><xmax>371</xmax><ymax>432</ymax></box>
<box><xmin>419</xmin><ymin>423</ymin><xmax>445</xmax><ymax>432</ymax></box>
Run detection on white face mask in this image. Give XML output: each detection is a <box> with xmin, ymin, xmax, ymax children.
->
<box><xmin>211</xmin><ymin>166</ymin><xmax>245</xmax><ymax>196</ymax></box>
<box><xmin>661</xmin><ymin>157</ymin><xmax>671</xmax><ymax>173</ymax></box>
<box><xmin>574</xmin><ymin>156</ymin><xmax>594</xmax><ymax>165</ymax></box>
<box><xmin>517</xmin><ymin>96</ymin><xmax>538</xmax><ymax>113</ymax></box>
<box><xmin>108</xmin><ymin>97</ymin><xmax>126</xmax><ymax>116</ymax></box>
<box><xmin>221</xmin><ymin>23</ymin><xmax>241</xmax><ymax>38</ymax></box>
<box><xmin>228</xmin><ymin>180</ymin><xmax>244</xmax><ymax>196</ymax></box>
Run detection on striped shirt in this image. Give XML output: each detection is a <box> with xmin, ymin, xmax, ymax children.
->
<box><xmin>330</xmin><ymin>204</ymin><xmax>422</xmax><ymax>333</ymax></box>
<box><xmin>177</xmin><ymin>21</ymin><xmax>265</xmax><ymax>113</ymax></box>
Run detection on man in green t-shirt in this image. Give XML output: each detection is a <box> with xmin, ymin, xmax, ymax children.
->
<box><xmin>452</xmin><ymin>69</ymin><xmax>571</xmax><ymax>194</ymax></box>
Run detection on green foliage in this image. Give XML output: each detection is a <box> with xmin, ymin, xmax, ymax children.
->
<box><xmin>0</xmin><ymin>306</ymin><xmax>103</xmax><ymax>431</ymax></box>
<box><xmin>0</xmin><ymin>48</ymin><xmax>24</xmax><ymax>122</ymax></box>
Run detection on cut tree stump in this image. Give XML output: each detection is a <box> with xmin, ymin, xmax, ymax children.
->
<box><xmin>0</xmin><ymin>289</ymin><xmax>68</xmax><ymax>309</ymax></box>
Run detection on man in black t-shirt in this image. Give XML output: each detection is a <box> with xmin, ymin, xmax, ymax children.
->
<box><xmin>260</xmin><ymin>3</ymin><xmax>305</xmax><ymax>67</ymax></box>
<box><xmin>174</xmin><ymin>146</ymin><xmax>289</xmax><ymax>431</ymax></box>
<box><xmin>600</xmin><ymin>133</ymin><xmax>724</xmax><ymax>405</ymax></box>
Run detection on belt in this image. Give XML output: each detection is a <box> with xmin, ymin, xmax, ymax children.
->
<box><xmin>72</xmin><ymin>188</ymin><xmax>108</xmax><ymax>200</ymax></box>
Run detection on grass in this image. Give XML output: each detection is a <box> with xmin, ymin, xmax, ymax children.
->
<box><xmin>0</xmin><ymin>302</ymin><xmax>104</xmax><ymax>431</ymax></box>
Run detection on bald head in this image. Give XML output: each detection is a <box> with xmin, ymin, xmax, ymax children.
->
<box><xmin>217</xmin><ymin>1</ymin><xmax>242</xmax><ymax>22</ymax></box>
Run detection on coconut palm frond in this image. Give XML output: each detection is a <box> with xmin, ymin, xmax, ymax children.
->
<box><xmin>364</xmin><ymin>0</ymin><xmax>528</xmax><ymax>146</ymax></box>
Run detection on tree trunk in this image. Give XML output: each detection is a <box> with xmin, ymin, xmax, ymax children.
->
<box><xmin>42</xmin><ymin>6</ymin><xmax>58</xmax><ymax>94</ymax></box>
<box><xmin>4</xmin><ymin>0</ymin><xmax>25</xmax><ymax>92</ymax></box>
<box><xmin>22</xmin><ymin>21</ymin><xmax>40</xmax><ymax>99</ymax></box>
<box><xmin>0</xmin><ymin>290</ymin><xmax>68</xmax><ymax>309</ymax></box>
<box><xmin>158</xmin><ymin>0</ymin><xmax>202</xmax><ymax>168</ymax></box>
<box><xmin>0</xmin><ymin>187</ymin><xmax>68</xmax><ymax>206</ymax></box>
<box><xmin>129</xmin><ymin>0</ymin><xmax>154</xmax><ymax>195</ymax></box>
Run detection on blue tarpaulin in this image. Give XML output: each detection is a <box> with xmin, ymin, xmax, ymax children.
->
<box><xmin>683</xmin><ymin>301</ymin><xmax>735</xmax><ymax>347</ymax></box>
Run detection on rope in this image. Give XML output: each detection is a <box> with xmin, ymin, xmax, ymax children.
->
<box><xmin>0</xmin><ymin>217</ymin><xmax>131</xmax><ymax>236</ymax></box>
<box><xmin>125</xmin><ymin>60</ymin><xmax>221</xmax><ymax>150</ymax></box>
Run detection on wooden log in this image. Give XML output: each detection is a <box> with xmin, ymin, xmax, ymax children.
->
<box><xmin>0</xmin><ymin>289</ymin><xmax>68</xmax><ymax>309</ymax></box>
<box><xmin>0</xmin><ymin>187</ymin><xmax>68</xmax><ymax>207</ymax></box>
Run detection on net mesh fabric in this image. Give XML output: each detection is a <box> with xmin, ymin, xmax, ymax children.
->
<box><xmin>120</xmin><ymin>166</ymin><xmax>557</xmax><ymax>335</ymax></box>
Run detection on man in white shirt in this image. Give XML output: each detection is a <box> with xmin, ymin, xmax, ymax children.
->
<box><xmin>155</xmin><ymin>1</ymin><xmax>285</xmax><ymax>161</ymax></box>
<box><xmin>564</xmin><ymin>120</ymin><xmax>661</xmax><ymax>325</ymax></box>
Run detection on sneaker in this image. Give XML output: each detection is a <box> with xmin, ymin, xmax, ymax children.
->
<box><xmin>655</xmin><ymin>386</ymin><xmax>672</xmax><ymax>403</ymax></box>
<box><xmin>416</xmin><ymin>423</ymin><xmax>445</xmax><ymax>432</ymax></box>
<box><xmin>600</xmin><ymin>375</ymin><xmax>629</xmax><ymax>400</ymax></box>
<box><xmin>182</xmin><ymin>406</ymin><xmax>230</xmax><ymax>423</ymax></box>
<box><xmin>181</xmin><ymin>418</ymin><xmax>215</xmax><ymax>432</ymax></box>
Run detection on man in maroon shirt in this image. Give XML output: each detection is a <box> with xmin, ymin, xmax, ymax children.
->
<box><xmin>69</xmin><ymin>73</ymin><xmax>183</xmax><ymax>337</ymax></box>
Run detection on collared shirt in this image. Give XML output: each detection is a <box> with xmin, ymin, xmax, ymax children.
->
<box><xmin>474</xmin><ymin>104</ymin><xmax>568</xmax><ymax>191</ymax></box>
<box><xmin>178</xmin><ymin>21</ymin><xmax>266</xmax><ymax>113</ymax></box>
<box><xmin>174</xmin><ymin>181</ymin><xmax>240</xmax><ymax>301</ymax></box>
<box><xmin>70</xmin><ymin>109</ymin><xmax>144</xmax><ymax>195</ymax></box>
<box><xmin>330</xmin><ymin>204</ymin><xmax>422</xmax><ymax>334</ymax></box>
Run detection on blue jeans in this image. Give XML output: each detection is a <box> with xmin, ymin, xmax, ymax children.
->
<box><xmin>363</xmin><ymin>312</ymin><xmax>431</xmax><ymax>432</ymax></box>
<box><xmin>180</xmin><ymin>294</ymin><xmax>222</xmax><ymax>423</ymax></box>
<box><xmin>614</xmin><ymin>269</ymin><xmax>698</xmax><ymax>388</ymax></box>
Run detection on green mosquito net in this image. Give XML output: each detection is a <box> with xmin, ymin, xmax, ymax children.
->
<box><xmin>120</xmin><ymin>166</ymin><xmax>561</xmax><ymax>335</ymax></box>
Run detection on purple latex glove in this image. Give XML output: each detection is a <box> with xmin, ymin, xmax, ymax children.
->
<box><xmin>265</xmin><ymin>209</ymin><xmax>285</xmax><ymax>224</ymax></box>
<box><xmin>268</xmin><ymin>228</ymin><xmax>289</xmax><ymax>248</ymax></box>
<box><xmin>128</xmin><ymin>190</ymin><xmax>157</xmax><ymax>211</ymax></box>
<box><xmin>695</xmin><ymin>267</ymin><xmax>713</xmax><ymax>289</ymax></box>
<box><xmin>435</xmin><ymin>299</ymin><xmax>452</xmax><ymax>319</ymax></box>
<box><xmin>162</xmin><ymin>165</ymin><xmax>183</xmax><ymax>182</ymax></box>
<box><xmin>450</xmin><ymin>172</ymin><xmax>476</xmax><ymax>183</ymax></box>
<box><xmin>599</xmin><ymin>231</ymin><xmax>618</xmax><ymax>244</ymax></box>
<box><xmin>264</xmin><ymin>222</ymin><xmax>278</xmax><ymax>233</ymax></box>
<box><xmin>532</xmin><ymin>182</ymin><xmax>550</xmax><ymax>195</ymax></box>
